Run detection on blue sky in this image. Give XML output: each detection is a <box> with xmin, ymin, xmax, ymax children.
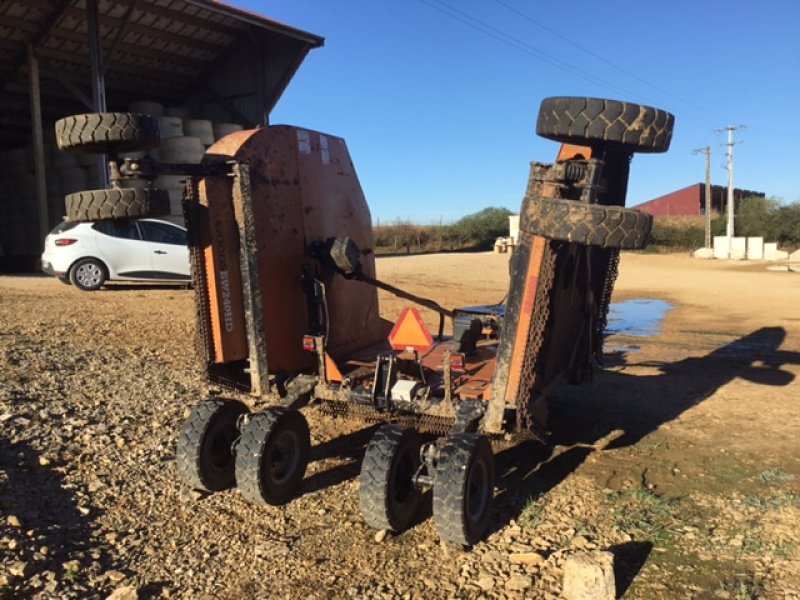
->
<box><xmin>242</xmin><ymin>0</ymin><xmax>799</xmax><ymax>223</ymax></box>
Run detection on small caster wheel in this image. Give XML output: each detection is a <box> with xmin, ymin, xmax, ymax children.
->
<box><xmin>175</xmin><ymin>398</ymin><xmax>249</xmax><ymax>492</ymax></box>
<box><xmin>433</xmin><ymin>433</ymin><xmax>495</xmax><ymax>546</ymax></box>
<box><xmin>359</xmin><ymin>424</ymin><xmax>423</xmax><ymax>532</ymax></box>
<box><xmin>235</xmin><ymin>408</ymin><xmax>310</xmax><ymax>506</ymax></box>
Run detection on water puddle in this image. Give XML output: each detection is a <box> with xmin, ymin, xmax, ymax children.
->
<box><xmin>606</xmin><ymin>298</ymin><xmax>673</xmax><ymax>338</ymax></box>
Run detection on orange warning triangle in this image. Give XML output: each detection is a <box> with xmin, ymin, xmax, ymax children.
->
<box><xmin>388</xmin><ymin>307</ymin><xmax>434</xmax><ymax>352</ymax></box>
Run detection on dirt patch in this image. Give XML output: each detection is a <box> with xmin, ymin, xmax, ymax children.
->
<box><xmin>1</xmin><ymin>252</ymin><xmax>798</xmax><ymax>598</ymax></box>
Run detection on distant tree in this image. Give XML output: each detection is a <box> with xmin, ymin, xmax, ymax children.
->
<box><xmin>447</xmin><ymin>206</ymin><xmax>513</xmax><ymax>249</ymax></box>
<box><xmin>774</xmin><ymin>202</ymin><xmax>800</xmax><ymax>246</ymax></box>
<box><xmin>735</xmin><ymin>196</ymin><xmax>780</xmax><ymax>238</ymax></box>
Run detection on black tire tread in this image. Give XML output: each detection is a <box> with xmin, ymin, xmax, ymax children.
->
<box><xmin>65</xmin><ymin>188</ymin><xmax>170</xmax><ymax>222</ymax></box>
<box><xmin>175</xmin><ymin>398</ymin><xmax>248</xmax><ymax>492</ymax></box>
<box><xmin>55</xmin><ymin>113</ymin><xmax>160</xmax><ymax>154</ymax></box>
<box><xmin>235</xmin><ymin>409</ymin><xmax>310</xmax><ymax>506</ymax></box>
<box><xmin>523</xmin><ymin>197</ymin><xmax>653</xmax><ymax>250</ymax></box>
<box><xmin>359</xmin><ymin>425</ymin><xmax>422</xmax><ymax>531</ymax></box>
<box><xmin>433</xmin><ymin>434</ymin><xmax>495</xmax><ymax>546</ymax></box>
<box><xmin>536</xmin><ymin>97</ymin><xmax>674</xmax><ymax>154</ymax></box>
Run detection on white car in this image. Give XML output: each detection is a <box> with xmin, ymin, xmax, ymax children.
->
<box><xmin>41</xmin><ymin>218</ymin><xmax>191</xmax><ymax>291</ymax></box>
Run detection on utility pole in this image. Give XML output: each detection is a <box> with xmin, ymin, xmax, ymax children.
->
<box><xmin>693</xmin><ymin>146</ymin><xmax>712</xmax><ymax>249</ymax></box>
<box><xmin>715</xmin><ymin>125</ymin><xmax>745</xmax><ymax>252</ymax></box>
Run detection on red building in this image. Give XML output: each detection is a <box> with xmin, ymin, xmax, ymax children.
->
<box><xmin>633</xmin><ymin>184</ymin><xmax>765</xmax><ymax>217</ymax></box>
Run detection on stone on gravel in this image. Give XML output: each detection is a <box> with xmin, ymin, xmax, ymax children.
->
<box><xmin>374</xmin><ymin>529</ymin><xmax>388</xmax><ymax>543</ymax></box>
<box><xmin>562</xmin><ymin>551</ymin><xmax>615</xmax><ymax>600</ymax></box>
<box><xmin>476</xmin><ymin>572</ymin><xmax>495</xmax><ymax>591</ymax></box>
<box><xmin>9</xmin><ymin>561</ymin><xmax>31</xmax><ymax>578</ymax></box>
<box><xmin>106</xmin><ymin>570</ymin><xmax>127</xmax><ymax>583</ymax></box>
<box><xmin>505</xmin><ymin>573</ymin><xmax>532</xmax><ymax>591</ymax></box>
<box><xmin>509</xmin><ymin>552</ymin><xmax>545</xmax><ymax>566</ymax></box>
<box><xmin>106</xmin><ymin>585</ymin><xmax>139</xmax><ymax>600</ymax></box>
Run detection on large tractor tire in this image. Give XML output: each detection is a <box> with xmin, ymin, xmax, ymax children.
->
<box><xmin>55</xmin><ymin>113</ymin><xmax>160</xmax><ymax>154</ymax></box>
<box><xmin>65</xmin><ymin>188</ymin><xmax>170</xmax><ymax>222</ymax></box>
<box><xmin>523</xmin><ymin>197</ymin><xmax>653</xmax><ymax>250</ymax></box>
<box><xmin>536</xmin><ymin>97</ymin><xmax>674</xmax><ymax>154</ymax></box>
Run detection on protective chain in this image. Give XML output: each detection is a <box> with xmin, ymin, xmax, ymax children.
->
<box><xmin>319</xmin><ymin>400</ymin><xmax>456</xmax><ymax>437</ymax></box>
<box><xmin>593</xmin><ymin>249</ymin><xmax>620</xmax><ymax>362</ymax></box>
<box><xmin>515</xmin><ymin>240</ymin><xmax>559</xmax><ymax>433</ymax></box>
<box><xmin>183</xmin><ymin>185</ymin><xmax>215</xmax><ymax>381</ymax></box>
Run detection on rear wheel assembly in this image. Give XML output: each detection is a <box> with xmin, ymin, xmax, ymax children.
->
<box><xmin>359</xmin><ymin>424</ymin><xmax>423</xmax><ymax>532</ymax></box>
<box><xmin>235</xmin><ymin>408</ymin><xmax>310</xmax><ymax>506</ymax></box>
<box><xmin>524</xmin><ymin>197</ymin><xmax>653</xmax><ymax>249</ymax></box>
<box><xmin>176</xmin><ymin>398</ymin><xmax>249</xmax><ymax>493</ymax></box>
<box><xmin>55</xmin><ymin>112</ymin><xmax>160</xmax><ymax>154</ymax></box>
<box><xmin>536</xmin><ymin>97</ymin><xmax>674</xmax><ymax>154</ymax></box>
<box><xmin>65</xmin><ymin>188</ymin><xmax>170</xmax><ymax>222</ymax></box>
<box><xmin>433</xmin><ymin>433</ymin><xmax>495</xmax><ymax>546</ymax></box>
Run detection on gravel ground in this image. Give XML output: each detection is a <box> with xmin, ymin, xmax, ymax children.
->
<box><xmin>1</xmin><ymin>253</ymin><xmax>799</xmax><ymax>599</ymax></box>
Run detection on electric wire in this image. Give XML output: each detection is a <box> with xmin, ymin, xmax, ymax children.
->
<box><xmin>492</xmin><ymin>0</ymin><xmax>722</xmax><ymax>124</ymax></box>
<box><xmin>420</xmin><ymin>0</ymin><xmax>717</xmax><ymax>129</ymax></box>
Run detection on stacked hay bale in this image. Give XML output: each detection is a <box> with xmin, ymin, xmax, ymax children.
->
<box><xmin>125</xmin><ymin>100</ymin><xmax>247</xmax><ymax>223</ymax></box>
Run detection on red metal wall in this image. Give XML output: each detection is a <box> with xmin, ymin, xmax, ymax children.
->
<box><xmin>634</xmin><ymin>184</ymin><xmax>702</xmax><ymax>217</ymax></box>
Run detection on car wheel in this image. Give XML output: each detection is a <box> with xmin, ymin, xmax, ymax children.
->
<box><xmin>69</xmin><ymin>258</ymin><xmax>107</xmax><ymax>291</ymax></box>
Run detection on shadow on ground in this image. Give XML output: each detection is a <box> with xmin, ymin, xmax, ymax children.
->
<box><xmin>0</xmin><ymin>437</ymin><xmax>117</xmax><ymax>597</ymax></box>
<box><xmin>491</xmin><ymin>326</ymin><xmax>800</xmax><ymax>531</ymax></box>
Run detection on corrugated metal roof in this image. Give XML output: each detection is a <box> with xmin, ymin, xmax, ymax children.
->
<box><xmin>0</xmin><ymin>0</ymin><xmax>324</xmax><ymax>147</ymax></box>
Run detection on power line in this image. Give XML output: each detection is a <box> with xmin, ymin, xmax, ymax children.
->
<box><xmin>493</xmin><ymin>0</ymin><xmax>721</xmax><ymax>124</ymax></box>
<box><xmin>420</xmin><ymin>0</ymin><xmax>658</xmax><ymax>105</ymax></box>
<box><xmin>420</xmin><ymin>0</ymin><xmax>718</xmax><ymax>129</ymax></box>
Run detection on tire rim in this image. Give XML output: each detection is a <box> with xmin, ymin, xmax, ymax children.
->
<box><xmin>265</xmin><ymin>429</ymin><xmax>300</xmax><ymax>485</ymax></box>
<box><xmin>465</xmin><ymin>457</ymin><xmax>490</xmax><ymax>524</ymax></box>
<box><xmin>76</xmin><ymin>263</ymin><xmax>103</xmax><ymax>287</ymax></box>
<box><xmin>207</xmin><ymin>422</ymin><xmax>238</xmax><ymax>475</ymax></box>
<box><xmin>391</xmin><ymin>448</ymin><xmax>417</xmax><ymax>508</ymax></box>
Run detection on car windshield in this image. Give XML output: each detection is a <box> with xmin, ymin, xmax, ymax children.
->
<box><xmin>50</xmin><ymin>221</ymin><xmax>79</xmax><ymax>235</ymax></box>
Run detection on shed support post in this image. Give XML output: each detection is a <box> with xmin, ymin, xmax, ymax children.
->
<box><xmin>87</xmin><ymin>0</ymin><xmax>108</xmax><ymax>188</ymax></box>
<box><xmin>28</xmin><ymin>44</ymin><xmax>49</xmax><ymax>243</ymax></box>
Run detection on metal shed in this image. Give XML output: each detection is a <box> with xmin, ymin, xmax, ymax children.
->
<box><xmin>0</xmin><ymin>0</ymin><xmax>324</xmax><ymax>271</ymax></box>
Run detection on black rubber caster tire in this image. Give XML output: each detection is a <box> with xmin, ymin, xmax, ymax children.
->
<box><xmin>68</xmin><ymin>258</ymin><xmax>107</xmax><ymax>291</ymax></box>
<box><xmin>536</xmin><ymin>97</ymin><xmax>674</xmax><ymax>154</ymax></box>
<box><xmin>359</xmin><ymin>424</ymin><xmax>423</xmax><ymax>532</ymax></box>
<box><xmin>175</xmin><ymin>398</ymin><xmax>249</xmax><ymax>492</ymax></box>
<box><xmin>235</xmin><ymin>408</ymin><xmax>310</xmax><ymax>506</ymax></box>
<box><xmin>433</xmin><ymin>433</ymin><xmax>495</xmax><ymax>546</ymax></box>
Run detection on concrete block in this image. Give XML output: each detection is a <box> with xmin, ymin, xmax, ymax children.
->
<box><xmin>775</xmin><ymin>249</ymin><xmax>789</xmax><ymax>260</ymax></box>
<box><xmin>693</xmin><ymin>247</ymin><xmax>714</xmax><ymax>259</ymax></box>
<box><xmin>747</xmin><ymin>237</ymin><xmax>764</xmax><ymax>260</ymax></box>
<box><xmin>730</xmin><ymin>237</ymin><xmax>746</xmax><ymax>260</ymax></box>
<box><xmin>508</xmin><ymin>215</ymin><xmax>520</xmax><ymax>244</ymax></box>
<box><xmin>563</xmin><ymin>551</ymin><xmax>615</xmax><ymax>600</ymax></box>
<box><xmin>764</xmin><ymin>243</ymin><xmax>778</xmax><ymax>260</ymax></box>
<box><xmin>713</xmin><ymin>236</ymin><xmax>729</xmax><ymax>260</ymax></box>
<box><xmin>789</xmin><ymin>249</ymin><xmax>800</xmax><ymax>263</ymax></box>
